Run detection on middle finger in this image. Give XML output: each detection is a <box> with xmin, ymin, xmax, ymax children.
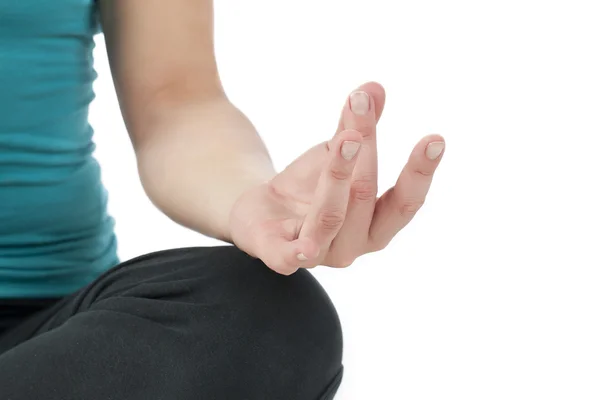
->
<box><xmin>330</xmin><ymin>88</ymin><xmax>379</xmax><ymax>255</ymax></box>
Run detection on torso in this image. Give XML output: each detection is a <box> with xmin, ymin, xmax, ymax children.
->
<box><xmin>0</xmin><ymin>0</ymin><xmax>118</xmax><ymax>298</ymax></box>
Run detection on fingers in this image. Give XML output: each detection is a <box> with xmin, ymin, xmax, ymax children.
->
<box><xmin>368</xmin><ymin>135</ymin><xmax>445</xmax><ymax>251</ymax></box>
<box><xmin>299</xmin><ymin>130</ymin><xmax>364</xmax><ymax>251</ymax></box>
<box><xmin>335</xmin><ymin>81</ymin><xmax>386</xmax><ymax>134</ymax></box>
<box><xmin>328</xmin><ymin>88</ymin><xmax>379</xmax><ymax>256</ymax></box>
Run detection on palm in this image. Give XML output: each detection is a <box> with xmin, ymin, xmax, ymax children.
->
<box><xmin>272</xmin><ymin>142</ymin><xmax>329</xmax><ymax>206</ymax></box>
<box><xmin>230</xmin><ymin>142</ymin><xmax>329</xmax><ymax>257</ymax></box>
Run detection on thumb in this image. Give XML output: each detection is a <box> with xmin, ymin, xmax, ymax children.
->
<box><xmin>254</xmin><ymin>232</ymin><xmax>321</xmax><ymax>275</ymax></box>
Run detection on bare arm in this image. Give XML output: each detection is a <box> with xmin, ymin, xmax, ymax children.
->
<box><xmin>98</xmin><ymin>0</ymin><xmax>276</xmax><ymax>241</ymax></box>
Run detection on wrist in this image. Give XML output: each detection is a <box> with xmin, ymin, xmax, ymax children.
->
<box><xmin>132</xmin><ymin>97</ymin><xmax>276</xmax><ymax>241</ymax></box>
<box><xmin>136</xmin><ymin>136</ymin><xmax>276</xmax><ymax>243</ymax></box>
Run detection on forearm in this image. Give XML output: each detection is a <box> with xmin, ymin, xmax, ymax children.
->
<box><xmin>134</xmin><ymin>96</ymin><xmax>276</xmax><ymax>242</ymax></box>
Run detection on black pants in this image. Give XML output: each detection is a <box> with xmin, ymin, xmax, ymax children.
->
<box><xmin>0</xmin><ymin>246</ymin><xmax>343</xmax><ymax>400</ymax></box>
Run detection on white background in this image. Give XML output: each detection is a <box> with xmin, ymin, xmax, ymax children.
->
<box><xmin>90</xmin><ymin>1</ymin><xmax>600</xmax><ymax>398</ymax></box>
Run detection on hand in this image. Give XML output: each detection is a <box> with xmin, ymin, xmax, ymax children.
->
<box><xmin>229</xmin><ymin>82</ymin><xmax>445</xmax><ymax>275</ymax></box>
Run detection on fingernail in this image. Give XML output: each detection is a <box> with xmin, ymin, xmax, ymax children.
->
<box><xmin>297</xmin><ymin>253</ymin><xmax>308</xmax><ymax>261</ymax></box>
<box><xmin>425</xmin><ymin>141</ymin><xmax>445</xmax><ymax>160</ymax></box>
<box><xmin>349</xmin><ymin>91</ymin><xmax>370</xmax><ymax>115</ymax></box>
<box><xmin>341</xmin><ymin>141</ymin><xmax>361</xmax><ymax>160</ymax></box>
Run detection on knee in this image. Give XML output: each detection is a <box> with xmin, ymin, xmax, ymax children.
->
<box><xmin>199</xmin><ymin>246</ymin><xmax>344</xmax><ymax>398</ymax></box>
<box><xmin>92</xmin><ymin>245</ymin><xmax>344</xmax><ymax>398</ymax></box>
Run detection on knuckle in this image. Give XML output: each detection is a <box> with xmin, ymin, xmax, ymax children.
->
<box><xmin>363</xmin><ymin>130</ymin><xmax>375</xmax><ymax>140</ymax></box>
<box><xmin>414</xmin><ymin>168</ymin><xmax>434</xmax><ymax>178</ymax></box>
<box><xmin>351</xmin><ymin>176</ymin><xmax>378</xmax><ymax>202</ymax></box>
<box><xmin>362</xmin><ymin>130</ymin><xmax>376</xmax><ymax>141</ymax></box>
<box><xmin>317</xmin><ymin>209</ymin><xmax>346</xmax><ymax>232</ymax></box>
<box><xmin>398</xmin><ymin>197</ymin><xmax>425</xmax><ymax>216</ymax></box>
<box><xmin>329</xmin><ymin>167</ymin><xmax>351</xmax><ymax>181</ymax></box>
<box><xmin>355</xmin><ymin>126</ymin><xmax>375</xmax><ymax>140</ymax></box>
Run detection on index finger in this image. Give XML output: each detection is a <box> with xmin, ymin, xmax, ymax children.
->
<box><xmin>299</xmin><ymin>130</ymin><xmax>363</xmax><ymax>249</ymax></box>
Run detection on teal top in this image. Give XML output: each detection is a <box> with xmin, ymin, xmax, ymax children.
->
<box><xmin>0</xmin><ymin>0</ymin><xmax>118</xmax><ymax>298</ymax></box>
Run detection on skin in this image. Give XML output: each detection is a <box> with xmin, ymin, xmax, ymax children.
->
<box><xmin>98</xmin><ymin>0</ymin><xmax>445</xmax><ymax>275</ymax></box>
